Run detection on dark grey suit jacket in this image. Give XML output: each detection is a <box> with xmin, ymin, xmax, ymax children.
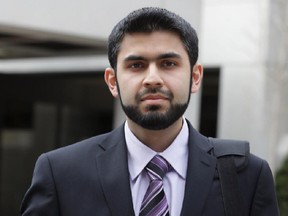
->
<box><xmin>21</xmin><ymin>121</ymin><xmax>279</xmax><ymax>215</ymax></box>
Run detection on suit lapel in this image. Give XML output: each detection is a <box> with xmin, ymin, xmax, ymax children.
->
<box><xmin>96</xmin><ymin>126</ymin><xmax>135</xmax><ymax>216</ymax></box>
<box><xmin>181</xmin><ymin>122</ymin><xmax>217</xmax><ymax>216</ymax></box>
<box><xmin>95</xmin><ymin>121</ymin><xmax>216</xmax><ymax>215</ymax></box>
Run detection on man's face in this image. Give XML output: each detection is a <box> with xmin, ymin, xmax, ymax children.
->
<box><xmin>107</xmin><ymin>31</ymin><xmax>201</xmax><ymax>130</ymax></box>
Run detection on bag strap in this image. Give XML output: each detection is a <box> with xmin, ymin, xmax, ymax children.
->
<box><xmin>209</xmin><ymin>138</ymin><xmax>249</xmax><ymax>216</ymax></box>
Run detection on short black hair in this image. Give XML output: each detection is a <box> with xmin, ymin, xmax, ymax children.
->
<box><xmin>108</xmin><ymin>7</ymin><xmax>199</xmax><ymax>70</ymax></box>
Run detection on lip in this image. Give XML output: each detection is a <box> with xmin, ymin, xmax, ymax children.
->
<box><xmin>141</xmin><ymin>94</ymin><xmax>168</xmax><ymax>101</ymax></box>
<box><xmin>140</xmin><ymin>95</ymin><xmax>169</xmax><ymax>106</ymax></box>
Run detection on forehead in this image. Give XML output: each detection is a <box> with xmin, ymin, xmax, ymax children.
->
<box><xmin>117</xmin><ymin>31</ymin><xmax>188</xmax><ymax>59</ymax></box>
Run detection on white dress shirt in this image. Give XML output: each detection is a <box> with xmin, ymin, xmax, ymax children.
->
<box><xmin>125</xmin><ymin>119</ymin><xmax>189</xmax><ymax>216</ymax></box>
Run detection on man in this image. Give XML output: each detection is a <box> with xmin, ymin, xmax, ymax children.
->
<box><xmin>21</xmin><ymin>7</ymin><xmax>279</xmax><ymax>215</ymax></box>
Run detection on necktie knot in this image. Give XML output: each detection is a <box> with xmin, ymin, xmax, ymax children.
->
<box><xmin>146</xmin><ymin>155</ymin><xmax>170</xmax><ymax>180</ymax></box>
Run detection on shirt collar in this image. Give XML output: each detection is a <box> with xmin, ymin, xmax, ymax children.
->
<box><xmin>125</xmin><ymin>118</ymin><xmax>189</xmax><ymax>181</ymax></box>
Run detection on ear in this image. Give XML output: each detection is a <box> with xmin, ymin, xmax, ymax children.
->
<box><xmin>104</xmin><ymin>67</ymin><xmax>119</xmax><ymax>98</ymax></box>
<box><xmin>191</xmin><ymin>64</ymin><xmax>203</xmax><ymax>93</ymax></box>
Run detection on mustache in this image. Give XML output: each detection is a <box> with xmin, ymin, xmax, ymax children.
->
<box><xmin>135</xmin><ymin>88</ymin><xmax>173</xmax><ymax>102</ymax></box>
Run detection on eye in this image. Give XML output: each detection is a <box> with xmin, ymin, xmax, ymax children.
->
<box><xmin>131</xmin><ymin>63</ymin><xmax>143</xmax><ymax>68</ymax></box>
<box><xmin>128</xmin><ymin>62</ymin><xmax>146</xmax><ymax>70</ymax></box>
<box><xmin>161</xmin><ymin>60</ymin><xmax>177</xmax><ymax>68</ymax></box>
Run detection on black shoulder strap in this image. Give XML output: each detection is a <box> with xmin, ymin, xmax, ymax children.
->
<box><xmin>211</xmin><ymin>138</ymin><xmax>250</xmax><ymax>171</ymax></box>
<box><xmin>209</xmin><ymin>138</ymin><xmax>250</xmax><ymax>216</ymax></box>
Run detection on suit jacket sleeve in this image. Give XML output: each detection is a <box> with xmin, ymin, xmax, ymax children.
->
<box><xmin>20</xmin><ymin>154</ymin><xmax>60</xmax><ymax>215</ymax></box>
<box><xmin>250</xmin><ymin>160</ymin><xmax>279</xmax><ymax>216</ymax></box>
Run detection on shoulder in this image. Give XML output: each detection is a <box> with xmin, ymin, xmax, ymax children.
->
<box><xmin>208</xmin><ymin>137</ymin><xmax>270</xmax><ymax>173</ymax></box>
<box><xmin>246</xmin><ymin>153</ymin><xmax>272</xmax><ymax>178</ymax></box>
<box><xmin>44</xmin><ymin>125</ymin><xmax>125</xmax><ymax>162</ymax></box>
<box><xmin>209</xmin><ymin>137</ymin><xmax>275</xmax><ymax>189</ymax></box>
<box><xmin>31</xmin><ymin>125</ymin><xmax>125</xmax><ymax>178</ymax></box>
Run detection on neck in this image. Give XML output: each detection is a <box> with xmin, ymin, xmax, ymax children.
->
<box><xmin>127</xmin><ymin>117</ymin><xmax>184</xmax><ymax>152</ymax></box>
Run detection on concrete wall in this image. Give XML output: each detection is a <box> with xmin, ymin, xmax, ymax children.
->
<box><xmin>0</xmin><ymin>0</ymin><xmax>201</xmax><ymax>39</ymax></box>
<box><xmin>266</xmin><ymin>0</ymin><xmax>288</xmax><ymax>170</ymax></box>
<box><xmin>201</xmin><ymin>0</ymin><xmax>270</xmax><ymax>159</ymax></box>
<box><xmin>201</xmin><ymin>0</ymin><xmax>268</xmax><ymax>147</ymax></box>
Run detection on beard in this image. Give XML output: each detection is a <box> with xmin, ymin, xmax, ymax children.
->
<box><xmin>122</xmin><ymin>103</ymin><xmax>189</xmax><ymax>130</ymax></box>
<box><xmin>120</xmin><ymin>88</ymin><xmax>190</xmax><ymax>130</ymax></box>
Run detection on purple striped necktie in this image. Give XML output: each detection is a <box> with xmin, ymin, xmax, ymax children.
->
<box><xmin>140</xmin><ymin>155</ymin><xmax>170</xmax><ymax>216</ymax></box>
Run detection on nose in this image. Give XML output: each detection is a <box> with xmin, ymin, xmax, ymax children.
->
<box><xmin>143</xmin><ymin>65</ymin><xmax>164</xmax><ymax>88</ymax></box>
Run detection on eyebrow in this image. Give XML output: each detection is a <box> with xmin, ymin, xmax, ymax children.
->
<box><xmin>124</xmin><ymin>52</ymin><xmax>181</xmax><ymax>62</ymax></box>
<box><xmin>124</xmin><ymin>55</ymin><xmax>147</xmax><ymax>62</ymax></box>
<box><xmin>157</xmin><ymin>52</ymin><xmax>181</xmax><ymax>60</ymax></box>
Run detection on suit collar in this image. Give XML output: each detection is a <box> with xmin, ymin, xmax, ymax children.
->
<box><xmin>96</xmin><ymin>126</ymin><xmax>135</xmax><ymax>216</ymax></box>
<box><xmin>96</xmin><ymin>121</ymin><xmax>217</xmax><ymax>216</ymax></box>
<box><xmin>181</xmin><ymin>121</ymin><xmax>217</xmax><ymax>216</ymax></box>
<box><xmin>126</xmin><ymin>119</ymin><xmax>190</xmax><ymax>181</ymax></box>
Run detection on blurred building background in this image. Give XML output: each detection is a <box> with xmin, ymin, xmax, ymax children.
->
<box><xmin>0</xmin><ymin>0</ymin><xmax>287</xmax><ymax>214</ymax></box>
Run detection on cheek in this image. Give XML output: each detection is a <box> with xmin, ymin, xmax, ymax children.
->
<box><xmin>175</xmin><ymin>90</ymin><xmax>190</xmax><ymax>103</ymax></box>
<box><xmin>117</xmin><ymin>81</ymin><xmax>136</xmax><ymax>103</ymax></box>
<box><xmin>117</xmin><ymin>74</ymin><xmax>143</xmax><ymax>100</ymax></box>
<box><xmin>168</xmin><ymin>76</ymin><xmax>191</xmax><ymax>100</ymax></box>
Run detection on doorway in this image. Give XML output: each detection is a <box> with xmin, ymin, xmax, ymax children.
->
<box><xmin>199</xmin><ymin>68</ymin><xmax>221</xmax><ymax>137</ymax></box>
